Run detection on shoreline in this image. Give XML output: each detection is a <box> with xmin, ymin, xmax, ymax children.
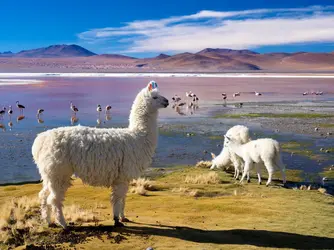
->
<box><xmin>2</xmin><ymin>72</ymin><xmax>334</xmax><ymax>79</ymax></box>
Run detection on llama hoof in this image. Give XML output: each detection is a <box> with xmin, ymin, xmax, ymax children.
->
<box><xmin>120</xmin><ymin>217</ymin><xmax>130</xmax><ymax>222</ymax></box>
<box><xmin>258</xmin><ymin>182</ymin><xmax>262</xmax><ymax>185</ymax></box>
<box><xmin>114</xmin><ymin>220</ymin><xmax>125</xmax><ymax>227</ymax></box>
<box><xmin>247</xmin><ymin>179</ymin><xmax>251</xmax><ymax>183</ymax></box>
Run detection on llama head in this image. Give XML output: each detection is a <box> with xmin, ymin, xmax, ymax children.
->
<box><xmin>143</xmin><ymin>80</ymin><xmax>169</xmax><ymax>111</ymax></box>
<box><xmin>224</xmin><ymin>135</ymin><xmax>241</xmax><ymax>150</ymax></box>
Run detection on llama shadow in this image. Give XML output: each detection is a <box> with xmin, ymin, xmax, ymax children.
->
<box><xmin>68</xmin><ymin>223</ymin><xmax>334</xmax><ymax>249</ymax></box>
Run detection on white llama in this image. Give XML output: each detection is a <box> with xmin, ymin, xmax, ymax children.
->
<box><xmin>210</xmin><ymin>125</ymin><xmax>251</xmax><ymax>180</ymax></box>
<box><xmin>32</xmin><ymin>81</ymin><xmax>169</xmax><ymax>228</ymax></box>
<box><xmin>224</xmin><ymin>136</ymin><xmax>286</xmax><ymax>186</ymax></box>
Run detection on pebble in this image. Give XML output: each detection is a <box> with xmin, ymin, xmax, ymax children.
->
<box><xmin>300</xmin><ymin>185</ymin><xmax>307</xmax><ymax>190</ymax></box>
<box><xmin>314</xmin><ymin>127</ymin><xmax>319</xmax><ymax>131</ymax></box>
<box><xmin>318</xmin><ymin>188</ymin><xmax>327</xmax><ymax>194</ymax></box>
<box><xmin>307</xmin><ymin>185</ymin><xmax>312</xmax><ymax>190</ymax></box>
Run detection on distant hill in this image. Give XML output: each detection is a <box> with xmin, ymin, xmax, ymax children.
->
<box><xmin>1</xmin><ymin>44</ymin><xmax>334</xmax><ymax>72</ymax></box>
<box><xmin>14</xmin><ymin>44</ymin><xmax>96</xmax><ymax>58</ymax></box>
<box><xmin>0</xmin><ymin>51</ymin><xmax>14</xmax><ymax>57</ymax></box>
<box><xmin>94</xmin><ymin>54</ymin><xmax>136</xmax><ymax>60</ymax></box>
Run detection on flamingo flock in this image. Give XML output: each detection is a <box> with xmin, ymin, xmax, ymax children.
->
<box><xmin>302</xmin><ymin>91</ymin><xmax>323</xmax><ymax>96</ymax></box>
<box><xmin>0</xmin><ymin>100</ymin><xmax>114</xmax><ymax>131</ymax></box>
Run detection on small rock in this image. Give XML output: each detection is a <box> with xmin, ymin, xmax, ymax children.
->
<box><xmin>314</xmin><ymin>127</ymin><xmax>319</xmax><ymax>131</ymax></box>
<box><xmin>325</xmin><ymin>150</ymin><xmax>330</xmax><ymax>153</ymax></box>
<box><xmin>300</xmin><ymin>185</ymin><xmax>307</xmax><ymax>190</ymax></box>
<box><xmin>327</xmin><ymin>132</ymin><xmax>332</xmax><ymax>135</ymax></box>
<box><xmin>307</xmin><ymin>185</ymin><xmax>312</xmax><ymax>190</ymax></box>
<box><xmin>291</xmin><ymin>152</ymin><xmax>294</xmax><ymax>157</ymax></box>
<box><xmin>320</xmin><ymin>148</ymin><xmax>324</xmax><ymax>152</ymax></box>
<box><xmin>217</xmin><ymin>144</ymin><xmax>221</xmax><ymax>147</ymax></box>
<box><xmin>318</xmin><ymin>188</ymin><xmax>327</xmax><ymax>194</ymax></box>
<box><xmin>146</xmin><ymin>247</ymin><xmax>154</xmax><ymax>250</ymax></box>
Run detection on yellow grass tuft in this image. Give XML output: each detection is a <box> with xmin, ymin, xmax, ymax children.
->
<box><xmin>64</xmin><ymin>204</ymin><xmax>100</xmax><ymax>223</ymax></box>
<box><xmin>185</xmin><ymin>172</ymin><xmax>221</xmax><ymax>184</ymax></box>
<box><xmin>195</xmin><ymin>161</ymin><xmax>212</xmax><ymax>168</ymax></box>
<box><xmin>172</xmin><ymin>187</ymin><xmax>200</xmax><ymax>197</ymax></box>
<box><xmin>130</xmin><ymin>178</ymin><xmax>157</xmax><ymax>195</ymax></box>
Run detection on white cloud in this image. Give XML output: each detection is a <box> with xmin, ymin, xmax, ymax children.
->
<box><xmin>78</xmin><ymin>6</ymin><xmax>334</xmax><ymax>53</ymax></box>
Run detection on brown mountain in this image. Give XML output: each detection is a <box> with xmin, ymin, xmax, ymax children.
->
<box><xmin>14</xmin><ymin>44</ymin><xmax>96</xmax><ymax>58</ymax></box>
<box><xmin>93</xmin><ymin>54</ymin><xmax>136</xmax><ymax>60</ymax></box>
<box><xmin>1</xmin><ymin>44</ymin><xmax>334</xmax><ymax>72</ymax></box>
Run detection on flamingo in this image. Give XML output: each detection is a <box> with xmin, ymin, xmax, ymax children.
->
<box><xmin>105</xmin><ymin>105</ymin><xmax>112</xmax><ymax>114</ymax></box>
<box><xmin>16</xmin><ymin>101</ymin><xmax>25</xmax><ymax>114</ymax></box>
<box><xmin>233</xmin><ymin>92</ymin><xmax>240</xmax><ymax>97</ymax></box>
<box><xmin>70</xmin><ymin>102</ymin><xmax>79</xmax><ymax>115</ymax></box>
<box><xmin>303</xmin><ymin>92</ymin><xmax>309</xmax><ymax>96</ymax></box>
<box><xmin>37</xmin><ymin>109</ymin><xmax>44</xmax><ymax>117</ymax></box>
<box><xmin>0</xmin><ymin>107</ymin><xmax>6</xmax><ymax>119</ymax></box>
<box><xmin>8</xmin><ymin>106</ymin><xmax>13</xmax><ymax>116</ymax></box>
<box><xmin>255</xmin><ymin>91</ymin><xmax>262</xmax><ymax>96</ymax></box>
<box><xmin>97</xmin><ymin>104</ymin><xmax>102</xmax><ymax>116</ymax></box>
<box><xmin>172</xmin><ymin>95</ymin><xmax>181</xmax><ymax>103</ymax></box>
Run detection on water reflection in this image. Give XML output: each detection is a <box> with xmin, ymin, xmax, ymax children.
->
<box><xmin>37</xmin><ymin>118</ymin><xmax>44</xmax><ymax>124</ymax></box>
<box><xmin>96</xmin><ymin>118</ymin><xmax>101</xmax><ymax>126</ymax></box>
<box><xmin>105</xmin><ymin>114</ymin><xmax>112</xmax><ymax>121</ymax></box>
<box><xmin>0</xmin><ymin>123</ymin><xmax>6</xmax><ymax>132</ymax></box>
<box><xmin>16</xmin><ymin>115</ymin><xmax>25</xmax><ymax>123</ymax></box>
<box><xmin>8</xmin><ymin>121</ymin><xmax>13</xmax><ymax>131</ymax></box>
<box><xmin>70</xmin><ymin>115</ymin><xmax>79</xmax><ymax>125</ymax></box>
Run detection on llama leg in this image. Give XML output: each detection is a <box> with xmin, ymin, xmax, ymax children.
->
<box><xmin>112</xmin><ymin>181</ymin><xmax>129</xmax><ymax>227</ymax></box>
<box><xmin>280</xmin><ymin>168</ymin><xmax>286</xmax><ymax>186</ymax></box>
<box><xmin>239</xmin><ymin>161</ymin><xmax>251</xmax><ymax>184</ymax></box>
<box><xmin>120</xmin><ymin>182</ymin><xmax>129</xmax><ymax>222</ymax></box>
<box><xmin>264</xmin><ymin>161</ymin><xmax>275</xmax><ymax>187</ymax></box>
<box><xmin>255</xmin><ymin>163</ymin><xmax>262</xmax><ymax>185</ymax></box>
<box><xmin>47</xmin><ymin>179</ymin><xmax>70</xmax><ymax>229</ymax></box>
<box><xmin>39</xmin><ymin>183</ymin><xmax>51</xmax><ymax>224</ymax></box>
<box><xmin>247</xmin><ymin>170</ymin><xmax>251</xmax><ymax>183</ymax></box>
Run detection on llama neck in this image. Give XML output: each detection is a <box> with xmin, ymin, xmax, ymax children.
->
<box><xmin>128</xmin><ymin>97</ymin><xmax>159</xmax><ymax>148</ymax></box>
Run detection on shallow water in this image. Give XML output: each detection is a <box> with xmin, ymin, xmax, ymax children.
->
<box><xmin>0</xmin><ymin>77</ymin><xmax>333</xmax><ymax>184</ymax></box>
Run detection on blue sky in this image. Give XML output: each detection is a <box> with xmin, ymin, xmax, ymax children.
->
<box><xmin>1</xmin><ymin>0</ymin><xmax>334</xmax><ymax>57</ymax></box>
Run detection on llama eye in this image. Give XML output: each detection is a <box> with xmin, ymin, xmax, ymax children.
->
<box><xmin>153</xmin><ymin>96</ymin><xmax>158</xmax><ymax>99</ymax></box>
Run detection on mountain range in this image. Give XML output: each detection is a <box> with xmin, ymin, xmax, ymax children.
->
<box><xmin>1</xmin><ymin>44</ymin><xmax>334</xmax><ymax>72</ymax></box>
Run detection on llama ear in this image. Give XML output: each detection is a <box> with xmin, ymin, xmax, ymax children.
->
<box><xmin>211</xmin><ymin>152</ymin><xmax>216</xmax><ymax>159</ymax></box>
<box><xmin>147</xmin><ymin>80</ymin><xmax>158</xmax><ymax>92</ymax></box>
<box><xmin>224</xmin><ymin>135</ymin><xmax>231</xmax><ymax>141</ymax></box>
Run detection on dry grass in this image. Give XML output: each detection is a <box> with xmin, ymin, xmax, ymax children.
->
<box><xmin>195</xmin><ymin>160</ymin><xmax>212</xmax><ymax>168</ymax></box>
<box><xmin>0</xmin><ymin>196</ymin><xmax>101</xmax><ymax>247</ymax></box>
<box><xmin>64</xmin><ymin>204</ymin><xmax>100</xmax><ymax>224</ymax></box>
<box><xmin>130</xmin><ymin>178</ymin><xmax>157</xmax><ymax>195</ymax></box>
<box><xmin>0</xmin><ymin>196</ymin><xmax>41</xmax><ymax>245</ymax></box>
<box><xmin>185</xmin><ymin>172</ymin><xmax>221</xmax><ymax>184</ymax></box>
<box><xmin>172</xmin><ymin>187</ymin><xmax>201</xmax><ymax>197</ymax></box>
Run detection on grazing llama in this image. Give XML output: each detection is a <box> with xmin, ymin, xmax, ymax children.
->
<box><xmin>210</xmin><ymin>125</ymin><xmax>251</xmax><ymax>180</ymax></box>
<box><xmin>224</xmin><ymin>136</ymin><xmax>286</xmax><ymax>186</ymax></box>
